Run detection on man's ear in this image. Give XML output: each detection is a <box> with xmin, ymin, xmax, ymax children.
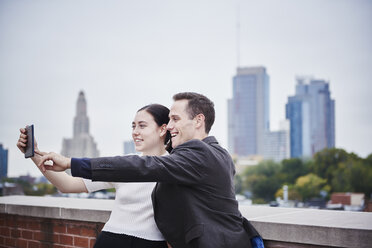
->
<box><xmin>159</xmin><ymin>124</ymin><xmax>167</xmax><ymax>137</ymax></box>
<box><xmin>194</xmin><ymin>114</ymin><xmax>205</xmax><ymax>129</ymax></box>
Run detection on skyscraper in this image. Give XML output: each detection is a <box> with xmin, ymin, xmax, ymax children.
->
<box><xmin>286</xmin><ymin>77</ymin><xmax>335</xmax><ymax>158</ymax></box>
<box><xmin>61</xmin><ymin>91</ymin><xmax>99</xmax><ymax>158</ymax></box>
<box><xmin>0</xmin><ymin>144</ymin><xmax>8</xmax><ymax>178</ymax></box>
<box><xmin>263</xmin><ymin>120</ymin><xmax>290</xmax><ymax>162</ymax></box>
<box><xmin>228</xmin><ymin>67</ymin><xmax>270</xmax><ymax>156</ymax></box>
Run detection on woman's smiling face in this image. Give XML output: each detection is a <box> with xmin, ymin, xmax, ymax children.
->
<box><xmin>132</xmin><ymin>110</ymin><xmax>164</xmax><ymax>155</ymax></box>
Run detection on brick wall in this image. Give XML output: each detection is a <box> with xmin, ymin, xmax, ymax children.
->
<box><xmin>0</xmin><ymin>213</ymin><xmax>104</xmax><ymax>248</ymax></box>
<box><xmin>331</xmin><ymin>193</ymin><xmax>351</xmax><ymax>205</ymax></box>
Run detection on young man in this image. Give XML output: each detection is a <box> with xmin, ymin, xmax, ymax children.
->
<box><xmin>38</xmin><ymin>92</ymin><xmax>263</xmax><ymax>248</ymax></box>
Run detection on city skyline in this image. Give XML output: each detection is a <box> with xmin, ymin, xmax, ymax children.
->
<box><xmin>0</xmin><ymin>0</ymin><xmax>371</xmax><ymax>177</ymax></box>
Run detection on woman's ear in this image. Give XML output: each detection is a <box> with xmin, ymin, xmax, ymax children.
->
<box><xmin>159</xmin><ymin>124</ymin><xmax>167</xmax><ymax>137</ymax></box>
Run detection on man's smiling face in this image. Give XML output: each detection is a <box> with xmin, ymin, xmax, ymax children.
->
<box><xmin>167</xmin><ymin>100</ymin><xmax>197</xmax><ymax>148</ymax></box>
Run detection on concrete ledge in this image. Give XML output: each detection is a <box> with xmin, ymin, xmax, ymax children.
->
<box><xmin>239</xmin><ymin>205</ymin><xmax>372</xmax><ymax>248</ymax></box>
<box><xmin>0</xmin><ymin>195</ymin><xmax>112</xmax><ymax>223</ymax></box>
<box><xmin>1</xmin><ymin>196</ymin><xmax>372</xmax><ymax>248</ymax></box>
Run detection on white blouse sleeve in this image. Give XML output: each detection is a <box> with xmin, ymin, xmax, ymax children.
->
<box><xmin>82</xmin><ymin>153</ymin><xmax>148</xmax><ymax>192</ymax></box>
<box><xmin>82</xmin><ymin>178</ymin><xmax>114</xmax><ymax>193</ymax></box>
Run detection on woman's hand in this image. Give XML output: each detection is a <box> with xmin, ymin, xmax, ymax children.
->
<box><xmin>17</xmin><ymin>126</ymin><xmax>70</xmax><ymax>172</ymax></box>
<box><xmin>37</xmin><ymin>151</ymin><xmax>71</xmax><ymax>172</ymax></box>
<box><xmin>17</xmin><ymin>127</ymin><xmax>40</xmax><ymax>154</ymax></box>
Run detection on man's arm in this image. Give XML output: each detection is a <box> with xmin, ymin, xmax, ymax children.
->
<box><xmin>42</xmin><ymin>139</ymin><xmax>211</xmax><ymax>185</ymax></box>
<box><xmin>90</xmin><ymin>140</ymin><xmax>209</xmax><ymax>185</ymax></box>
<box><xmin>71</xmin><ymin>158</ymin><xmax>92</xmax><ymax>179</ymax></box>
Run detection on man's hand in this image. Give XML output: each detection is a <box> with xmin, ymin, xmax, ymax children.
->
<box><xmin>37</xmin><ymin>151</ymin><xmax>71</xmax><ymax>172</ymax></box>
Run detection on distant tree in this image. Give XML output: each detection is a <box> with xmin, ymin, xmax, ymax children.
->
<box><xmin>275</xmin><ymin>185</ymin><xmax>301</xmax><ymax>201</ymax></box>
<box><xmin>35</xmin><ymin>183</ymin><xmax>57</xmax><ymax>196</ymax></box>
<box><xmin>313</xmin><ymin>149</ymin><xmax>372</xmax><ymax>199</ymax></box>
<box><xmin>243</xmin><ymin>160</ymin><xmax>282</xmax><ymax>202</ymax></box>
<box><xmin>311</xmin><ymin>148</ymin><xmax>349</xmax><ymax>184</ymax></box>
<box><xmin>23</xmin><ymin>182</ymin><xmax>57</xmax><ymax>196</ymax></box>
<box><xmin>2</xmin><ymin>177</ymin><xmax>57</xmax><ymax>196</ymax></box>
<box><xmin>280</xmin><ymin>158</ymin><xmax>310</xmax><ymax>184</ymax></box>
<box><xmin>239</xmin><ymin>148</ymin><xmax>372</xmax><ymax>203</ymax></box>
<box><xmin>16</xmin><ymin>179</ymin><xmax>34</xmax><ymax>195</ymax></box>
<box><xmin>365</xmin><ymin>153</ymin><xmax>372</xmax><ymax>165</ymax></box>
<box><xmin>294</xmin><ymin>173</ymin><xmax>330</xmax><ymax>201</ymax></box>
<box><xmin>350</xmin><ymin>159</ymin><xmax>372</xmax><ymax>199</ymax></box>
<box><xmin>2</xmin><ymin>177</ymin><xmax>16</xmax><ymax>183</ymax></box>
<box><xmin>331</xmin><ymin>160</ymin><xmax>353</xmax><ymax>193</ymax></box>
<box><xmin>251</xmin><ymin>160</ymin><xmax>280</xmax><ymax>177</ymax></box>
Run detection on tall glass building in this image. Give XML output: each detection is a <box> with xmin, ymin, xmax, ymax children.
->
<box><xmin>0</xmin><ymin>144</ymin><xmax>8</xmax><ymax>178</ymax></box>
<box><xmin>286</xmin><ymin>78</ymin><xmax>335</xmax><ymax>158</ymax></box>
<box><xmin>228</xmin><ymin>67</ymin><xmax>270</xmax><ymax>156</ymax></box>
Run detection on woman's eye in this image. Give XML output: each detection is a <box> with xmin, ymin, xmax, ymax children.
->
<box><xmin>132</xmin><ymin>125</ymin><xmax>136</xmax><ymax>129</ymax></box>
<box><xmin>139</xmin><ymin>124</ymin><xmax>146</xmax><ymax>128</ymax></box>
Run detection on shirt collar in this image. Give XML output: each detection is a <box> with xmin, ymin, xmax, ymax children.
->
<box><xmin>202</xmin><ymin>136</ymin><xmax>218</xmax><ymax>144</ymax></box>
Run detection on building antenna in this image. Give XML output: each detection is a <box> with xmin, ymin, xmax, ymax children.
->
<box><xmin>236</xmin><ymin>2</ymin><xmax>241</xmax><ymax>68</ymax></box>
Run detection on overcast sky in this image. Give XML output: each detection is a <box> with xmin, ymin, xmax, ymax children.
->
<box><xmin>1</xmin><ymin>0</ymin><xmax>371</xmax><ymax>177</ymax></box>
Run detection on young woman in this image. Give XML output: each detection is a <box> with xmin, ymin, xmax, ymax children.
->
<box><xmin>17</xmin><ymin>104</ymin><xmax>171</xmax><ymax>248</ymax></box>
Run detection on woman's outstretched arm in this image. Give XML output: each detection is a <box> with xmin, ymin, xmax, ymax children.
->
<box><xmin>17</xmin><ymin>127</ymin><xmax>88</xmax><ymax>193</ymax></box>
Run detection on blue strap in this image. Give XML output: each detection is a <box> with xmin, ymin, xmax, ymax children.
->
<box><xmin>251</xmin><ymin>236</ymin><xmax>265</xmax><ymax>248</ymax></box>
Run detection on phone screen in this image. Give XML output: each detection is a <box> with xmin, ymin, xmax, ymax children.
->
<box><xmin>25</xmin><ymin>124</ymin><xmax>34</xmax><ymax>158</ymax></box>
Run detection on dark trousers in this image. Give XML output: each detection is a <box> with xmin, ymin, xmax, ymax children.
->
<box><xmin>94</xmin><ymin>231</ymin><xmax>168</xmax><ymax>248</ymax></box>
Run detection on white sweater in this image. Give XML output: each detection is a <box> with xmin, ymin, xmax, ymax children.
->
<box><xmin>83</xmin><ymin>155</ymin><xmax>165</xmax><ymax>241</ymax></box>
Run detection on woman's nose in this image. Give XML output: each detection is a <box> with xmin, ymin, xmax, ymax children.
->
<box><xmin>132</xmin><ymin>127</ymin><xmax>139</xmax><ymax>135</ymax></box>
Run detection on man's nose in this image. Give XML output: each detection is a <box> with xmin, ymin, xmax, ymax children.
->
<box><xmin>167</xmin><ymin>121</ymin><xmax>173</xmax><ymax>130</ymax></box>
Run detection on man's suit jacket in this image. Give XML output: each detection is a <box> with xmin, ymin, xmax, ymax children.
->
<box><xmin>91</xmin><ymin>136</ymin><xmax>260</xmax><ymax>248</ymax></box>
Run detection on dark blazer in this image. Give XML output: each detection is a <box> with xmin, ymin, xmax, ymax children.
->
<box><xmin>91</xmin><ymin>136</ymin><xmax>259</xmax><ymax>248</ymax></box>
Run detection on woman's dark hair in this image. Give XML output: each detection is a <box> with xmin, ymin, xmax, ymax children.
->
<box><xmin>137</xmin><ymin>104</ymin><xmax>172</xmax><ymax>153</ymax></box>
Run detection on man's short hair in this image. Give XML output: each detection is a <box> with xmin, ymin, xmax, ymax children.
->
<box><xmin>173</xmin><ymin>92</ymin><xmax>215</xmax><ymax>134</ymax></box>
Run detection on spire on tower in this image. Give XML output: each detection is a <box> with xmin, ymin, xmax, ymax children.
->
<box><xmin>73</xmin><ymin>91</ymin><xmax>90</xmax><ymax>137</ymax></box>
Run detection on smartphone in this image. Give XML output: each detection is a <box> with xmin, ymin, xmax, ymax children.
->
<box><xmin>25</xmin><ymin>124</ymin><xmax>34</xmax><ymax>158</ymax></box>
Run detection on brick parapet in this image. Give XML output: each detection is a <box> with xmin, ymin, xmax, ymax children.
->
<box><xmin>0</xmin><ymin>213</ymin><xmax>103</xmax><ymax>248</ymax></box>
